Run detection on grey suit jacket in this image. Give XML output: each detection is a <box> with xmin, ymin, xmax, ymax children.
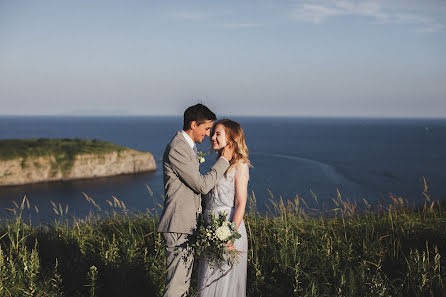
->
<box><xmin>157</xmin><ymin>132</ymin><xmax>230</xmax><ymax>234</ymax></box>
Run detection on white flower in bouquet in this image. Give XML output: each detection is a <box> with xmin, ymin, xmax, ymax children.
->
<box><xmin>192</xmin><ymin>211</ymin><xmax>243</xmax><ymax>270</ymax></box>
<box><xmin>215</xmin><ymin>225</ymin><xmax>232</xmax><ymax>241</ymax></box>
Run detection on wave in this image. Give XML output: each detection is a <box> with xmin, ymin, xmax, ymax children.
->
<box><xmin>252</xmin><ymin>152</ymin><xmax>355</xmax><ymax>186</ymax></box>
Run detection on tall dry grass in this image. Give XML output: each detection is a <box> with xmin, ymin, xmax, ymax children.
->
<box><xmin>0</xmin><ymin>182</ymin><xmax>444</xmax><ymax>296</ymax></box>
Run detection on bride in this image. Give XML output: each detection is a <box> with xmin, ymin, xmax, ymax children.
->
<box><xmin>197</xmin><ymin>119</ymin><xmax>250</xmax><ymax>297</ymax></box>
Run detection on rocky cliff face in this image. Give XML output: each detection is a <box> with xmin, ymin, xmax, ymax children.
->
<box><xmin>0</xmin><ymin>149</ymin><xmax>156</xmax><ymax>186</ymax></box>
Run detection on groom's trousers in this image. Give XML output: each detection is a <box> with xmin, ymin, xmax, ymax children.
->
<box><xmin>163</xmin><ymin>232</ymin><xmax>194</xmax><ymax>297</ymax></box>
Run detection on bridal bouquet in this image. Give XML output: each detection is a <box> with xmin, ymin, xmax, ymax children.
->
<box><xmin>192</xmin><ymin>211</ymin><xmax>242</xmax><ymax>269</ymax></box>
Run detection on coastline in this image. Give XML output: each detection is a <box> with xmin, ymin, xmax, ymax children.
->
<box><xmin>0</xmin><ymin>139</ymin><xmax>157</xmax><ymax>187</ymax></box>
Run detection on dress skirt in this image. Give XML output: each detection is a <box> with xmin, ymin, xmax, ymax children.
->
<box><xmin>197</xmin><ymin>206</ymin><xmax>248</xmax><ymax>297</ymax></box>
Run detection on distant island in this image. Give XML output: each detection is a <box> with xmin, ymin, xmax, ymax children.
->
<box><xmin>0</xmin><ymin>138</ymin><xmax>156</xmax><ymax>186</ymax></box>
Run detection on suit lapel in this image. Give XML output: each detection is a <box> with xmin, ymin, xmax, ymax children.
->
<box><xmin>176</xmin><ymin>132</ymin><xmax>198</xmax><ymax>164</ymax></box>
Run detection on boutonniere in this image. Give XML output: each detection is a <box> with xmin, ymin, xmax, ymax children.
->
<box><xmin>198</xmin><ymin>150</ymin><xmax>208</xmax><ymax>164</ymax></box>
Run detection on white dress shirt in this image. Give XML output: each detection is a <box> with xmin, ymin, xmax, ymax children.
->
<box><xmin>181</xmin><ymin>130</ymin><xmax>196</xmax><ymax>153</ymax></box>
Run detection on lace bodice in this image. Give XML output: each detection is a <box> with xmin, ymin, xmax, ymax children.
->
<box><xmin>204</xmin><ymin>162</ymin><xmax>249</xmax><ymax>210</ymax></box>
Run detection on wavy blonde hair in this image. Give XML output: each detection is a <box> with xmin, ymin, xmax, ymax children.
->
<box><xmin>213</xmin><ymin>119</ymin><xmax>250</xmax><ymax>174</ymax></box>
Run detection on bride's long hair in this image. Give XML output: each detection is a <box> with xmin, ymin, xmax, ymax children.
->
<box><xmin>213</xmin><ymin>119</ymin><xmax>250</xmax><ymax>173</ymax></box>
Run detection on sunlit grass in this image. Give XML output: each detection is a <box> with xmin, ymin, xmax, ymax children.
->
<box><xmin>0</xmin><ymin>138</ymin><xmax>128</xmax><ymax>174</ymax></box>
<box><xmin>0</xmin><ymin>181</ymin><xmax>445</xmax><ymax>297</ymax></box>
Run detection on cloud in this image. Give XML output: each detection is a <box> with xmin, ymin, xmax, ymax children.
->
<box><xmin>416</xmin><ymin>23</ymin><xmax>445</xmax><ymax>33</ymax></box>
<box><xmin>222</xmin><ymin>23</ymin><xmax>263</xmax><ymax>28</ymax></box>
<box><xmin>292</xmin><ymin>0</ymin><xmax>444</xmax><ymax>32</ymax></box>
<box><xmin>295</xmin><ymin>4</ymin><xmax>344</xmax><ymax>23</ymax></box>
<box><xmin>170</xmin><ymin>10</ymin><xmax>263</xmax><ymax>29</ymax></box>
<box><xmin>170</xmin><ymin>11</ymin><xmax>209</xmax><ymax>21</ymax></box>
<box><xmin>388</xmin><ymin>13</ymin><xmax>445</xmax><ymax>32</ymax></box>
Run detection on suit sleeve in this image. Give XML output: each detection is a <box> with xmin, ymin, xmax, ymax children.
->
<box><xmin>167</xmin><ymin>145</ymin><xmax>229</xmax><ymax>194</ymax></box>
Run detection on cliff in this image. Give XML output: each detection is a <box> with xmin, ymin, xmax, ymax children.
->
<box><xmin>0</xmin><ymin>139</ymin><xmax>156</xmax><ymax>186</ymax></box>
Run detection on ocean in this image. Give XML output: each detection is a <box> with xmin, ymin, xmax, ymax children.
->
<box><xmin>0</xmin><ymin>116</ymin><xmax>445</xmax><ymax>222</ymax></box>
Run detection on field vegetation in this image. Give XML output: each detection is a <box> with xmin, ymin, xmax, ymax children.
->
<box><xmin>0</xmin><ymin>183</ymin><xmax>444</xmax><ymax>297</ymax></box>
<box><xmin>0</xmin><ymin>138</ymin><xmax>127</xmax><ymax>173</ymax></box>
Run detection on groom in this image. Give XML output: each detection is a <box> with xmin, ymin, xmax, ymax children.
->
<box><xmin>157</xmin><ymin>104</ymin><xmax>233</xmax><ymax>297</ymax></box>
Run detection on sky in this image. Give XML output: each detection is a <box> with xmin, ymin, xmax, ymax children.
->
<box><xmin>1</xmin><ymin>0</ymin><xmax>446</xmax><ymax>118</ymax></box>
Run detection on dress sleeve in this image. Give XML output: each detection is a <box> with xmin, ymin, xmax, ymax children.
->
<box><xmin>235</xmin><ymin>162</ymin><xmax>250</xmax><ymax>182</ymax></box>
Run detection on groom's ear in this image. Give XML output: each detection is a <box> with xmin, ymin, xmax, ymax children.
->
<box><xmin>190</xmin><ymin>121</ymin><xmax>197</xmax><ymax>130</ymax></box>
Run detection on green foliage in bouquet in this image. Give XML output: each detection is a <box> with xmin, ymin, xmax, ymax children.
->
<box><xmin>192</xmin><ymin>211</ymin><xmax>242</xmax><ymax>270</ymax></box>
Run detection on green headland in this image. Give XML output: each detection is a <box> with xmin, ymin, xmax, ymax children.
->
<box><xmin>0</xmin><ymin>138</ymin><xmax>155</xmax><ymax>186</ymax></box>
<box><xmin>0</xmin><ymin>138</ymin><xmax>125</xmax><ymax>160</ymax></box>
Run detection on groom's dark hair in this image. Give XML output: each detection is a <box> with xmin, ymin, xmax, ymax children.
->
<box><xmin>183</xmin><ymin>104</ymin><xmax>216</xmax><ymax>130</ymax></box>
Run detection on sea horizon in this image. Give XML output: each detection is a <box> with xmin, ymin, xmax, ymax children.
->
<box><xmin>1</xmin><ymin>114</ymin><xmax>446</xmax><ymax>120</ymax></box>
<box><xmin>1</xmin><ymin>115</ymin><xmax>445</xmax><ymax>222</ymax></box>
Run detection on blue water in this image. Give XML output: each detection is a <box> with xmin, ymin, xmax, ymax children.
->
<box><xmin>0</xmin><ymin>116</ymin><xmax>445</xmax><ymax>222</ymax></box>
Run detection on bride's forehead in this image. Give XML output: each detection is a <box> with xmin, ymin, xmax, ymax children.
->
<box><xmin>214</xmin><ymin>124</ymin><xmax>226</xmax><ymax>133</ymax></box>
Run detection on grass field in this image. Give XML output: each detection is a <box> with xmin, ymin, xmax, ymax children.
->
<box><xmin>0</xmin><ymin>138</ymin><xmax>127</xmax><ymax>173</ymax></box>
<box><xmin>0</xmin><ymin>138</ymin><xmax>127</xmax><ymax>161</ymax></box>
<box><xmin>0</xmin><ymin>184</ymin><xmax>445</xmax><ymax>297</ymax></box>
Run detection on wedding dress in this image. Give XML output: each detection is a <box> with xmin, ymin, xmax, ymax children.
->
<box><xmin>197</xmin><ymin>162</ymin><xmax>249</xmax><ymax>297</ymax></box>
